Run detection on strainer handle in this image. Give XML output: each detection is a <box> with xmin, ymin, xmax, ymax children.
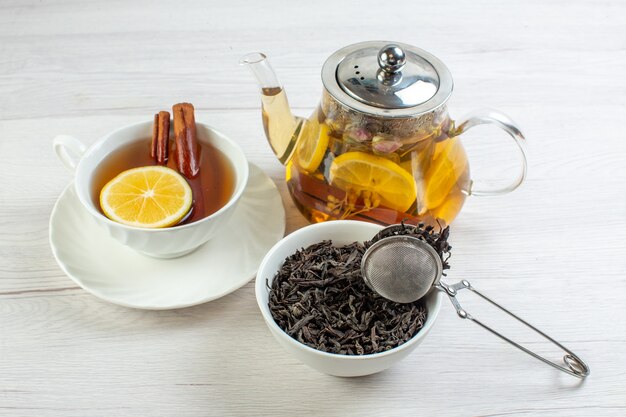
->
<box><xmin>437</xmin><ymin>280</ymin><xmax>590</xmax><ymax>379</ymax></box>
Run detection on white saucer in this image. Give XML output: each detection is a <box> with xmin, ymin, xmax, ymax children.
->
<box><xmin>49</xmin><ymin>163</ymin><xmax>286</xmax><ymax>310</ymax></box>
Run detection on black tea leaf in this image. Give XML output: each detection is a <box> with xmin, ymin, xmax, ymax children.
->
<box><xmin>268</xmin><ymin>223</ymin><xmax>451</xmax><ymax>355</ymax></box>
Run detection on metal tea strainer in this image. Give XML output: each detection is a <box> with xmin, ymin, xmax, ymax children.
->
<box><xmin>361</xmin><ymin>228</ymin><xmax>590</xmax><ymax>379</ymax></box>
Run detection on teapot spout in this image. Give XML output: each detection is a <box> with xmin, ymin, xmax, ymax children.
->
<box><xmin>241</xmin><ymin>53</ymin><xmax>304</xmax><ymax>165</ymax></box>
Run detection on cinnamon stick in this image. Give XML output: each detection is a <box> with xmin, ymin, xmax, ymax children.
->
<box><xmin>151</xmin><ymin>111</ymin><xmax>170</xmax><ymax>165</ymax></box>
<box><xmin>151</xmin><ymin>113</ymin><xmax>158</xmax><ymax>159</ymax></box>
<box><xmin>172</xmin><ymin>103</ymin><xmax>200</xmax><ymax>179</ymax></box>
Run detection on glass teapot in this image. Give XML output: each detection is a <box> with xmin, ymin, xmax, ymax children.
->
<box><xmin>242</xmin><ymin>41</ymin><xmax>527</xmax><ymax>226</ymax></box>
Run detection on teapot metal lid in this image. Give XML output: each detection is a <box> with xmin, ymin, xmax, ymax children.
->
<box><xmin>322</xmin><ymin>41</ymin><xmax>453</xmax><ymax>118</ymax></box>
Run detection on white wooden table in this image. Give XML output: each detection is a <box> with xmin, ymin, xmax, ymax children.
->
<box><xmin>1</xmin><ymin>1</ymin><xmax>625</xmax><ymax>415</ymax></box>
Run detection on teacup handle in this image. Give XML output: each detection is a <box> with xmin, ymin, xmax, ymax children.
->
<box><xmin>455</xmin><ymin>110</ymin><xmax>527</xmax><ymax>196</ymax></box>
<box><xmin>53</xmin><ymin>135</ymin><xmax>87</xmax><ymax>173</ymax></box>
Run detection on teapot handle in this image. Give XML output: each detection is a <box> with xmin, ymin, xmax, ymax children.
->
<box><xmin>455</xmin><ymin>110</ymin><xmax>527</xmax><ymax>196</ymax></box>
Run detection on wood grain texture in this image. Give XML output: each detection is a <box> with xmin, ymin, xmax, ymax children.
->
<box><xmin>1</xmin><ymin>0</ymin><xmax>625</xmax><ymax>416</ymax></box>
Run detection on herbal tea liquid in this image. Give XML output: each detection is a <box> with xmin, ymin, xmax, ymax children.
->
<box><xmin>282</xmin><ymin>106</ymin><xmax>470</xmax><ymax>227</ymax></box>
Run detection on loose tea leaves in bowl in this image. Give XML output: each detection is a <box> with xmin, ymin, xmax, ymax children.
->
<box><xmin>268</xmin><ymin>222</ymin><xmax>451</xmax><ymax>355</ymax></box>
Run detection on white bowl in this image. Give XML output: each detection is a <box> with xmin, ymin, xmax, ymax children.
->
<box><xmin>256</xmin><ymin>220</ymin><xmax>443</xmax><ymax>377</ymax></box>
<box><xmin>53</xmin><ymin>121</ymin><xmax>248</xmax><ymax>258</ymax></box>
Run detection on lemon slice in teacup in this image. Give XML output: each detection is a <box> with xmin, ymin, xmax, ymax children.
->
<box><xmin>100</xmin><ymin>166</ymin><xmax>192</xmax><ymax>228</ymax></box>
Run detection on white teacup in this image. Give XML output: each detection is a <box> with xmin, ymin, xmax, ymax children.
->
<box><xmin>53</xmin><ymin>121</ymin><xmax>249</xmax><ymax>258</ymax></box>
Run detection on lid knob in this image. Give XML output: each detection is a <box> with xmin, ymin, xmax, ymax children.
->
<box><xmin>377</xmin><ymin>44</ymin><xmax>406</xmax><ymax>73</ymax></box>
